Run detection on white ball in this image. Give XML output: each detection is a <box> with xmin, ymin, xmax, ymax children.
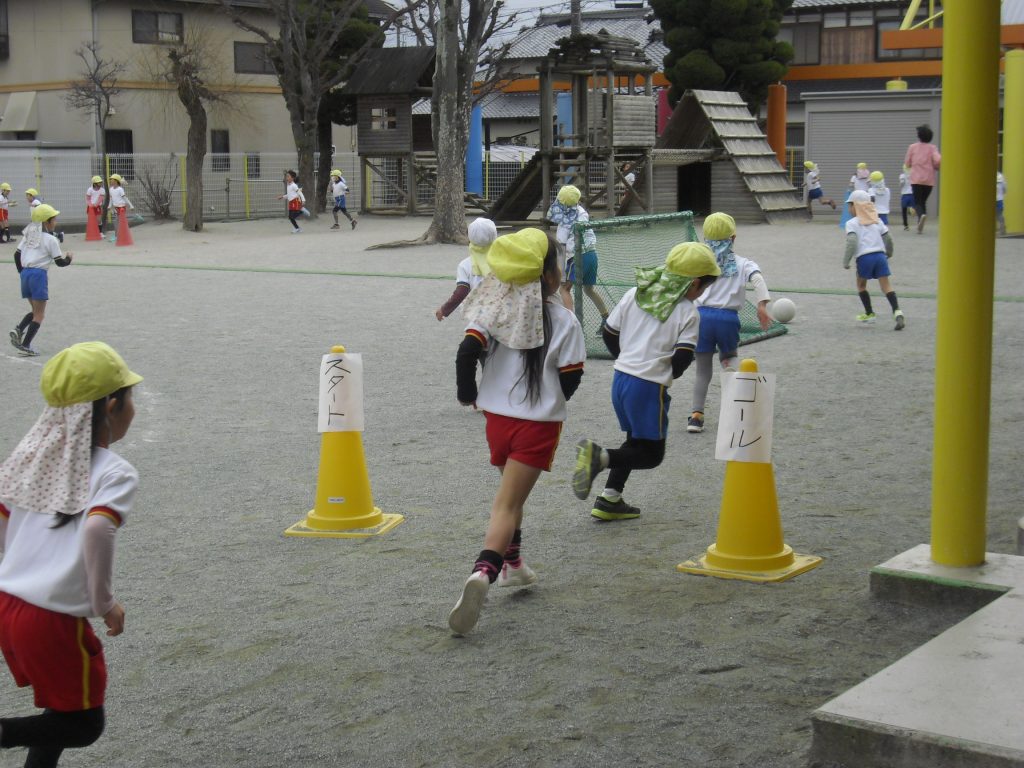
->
<box><xmin>770</xmin><ymin>297</ymin><xmax>796</xmax><ymax>323</ymax></box>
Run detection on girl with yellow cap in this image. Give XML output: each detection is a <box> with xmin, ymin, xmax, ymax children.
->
<box><xmin>868</xmin><ymin>171</ymin><xmax>891</xmax><ymax>226</ymax></box>
<box><xmin>448</xmin><ymin>228</ymin><xmax>585</xmax><ymax>635</ymax></box>
<box><xmin>0</xmin><ymin>341</ymin><xmax>141</xmax><ymax>767</ymax></box>
<box><xmin>328</xmin><ymin>169</ymin><xmax>356</xmax><ymax>230</ymax></box>
<box><xmin>686</xmin><ymin>212</ymin><xmax>773</xmax><ymax>434</ymax></box>
<box><xmin>802</xmin><ymin>161</ymin><xmax>836</xmax><ymax>217</ymax></box>
<box><xmin>10</xmin><ymin>204</ymin><xmax>73</xmax><ymax>356</ymax></box>
<box><xmin>86</xmin><ymin>176</ymin><xmax>106</xmax><ymax>237</ymax></box>
<box><xmin>106</xmin><ymin>175</ymin><xmax>133</xmax><ymax>243</ymax></box>
<box><xmin>546</xmin><ymin>184</ymin><xmax>589</xmax><ymax>310</ymax></box>
<box><xmin>843</xmin><ymin>190</ymin><xmax>905</xmax><ymax>330</ymax></box>
<box><xmin>898</xmin><ymin>165</ymin><xmax>915</xmax><ymax>231</ymax></box>
<box><xmin>435</xmin><ymin>217</ymin><xmax>496</xmax><ymax>321</ymax></box>
<box><xmin>0</xmin><ymin>183</ymin><xmax>14</xmax><ymax>243</ymax></box>
<box><xmin>572</xmin><ymin>241</ymin><xmax>720</xmax><ymax>520</ymax></box>
<box><xmin>848</xmin><ymin>162</ymin><xmax>871</xmax><ymax>193</ymax></box>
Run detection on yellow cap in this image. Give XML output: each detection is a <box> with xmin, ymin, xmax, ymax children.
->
<box><xmin>92</xmin><ymin>176</ymin><xmax>103</xmax><ymax>184</ymax></box>
<box><xmin>25</xmin><ymin>188</ymin><xmax>38</xmax><ymax>196</ymax></box>
<box><xmin>0</xmin><ymin>182</ymin><xmax>11</xmax><ymax>191</ymax></box>
<box><xmin>486</xmin><ymin>228</ymin><xmax>548</xmax><ymax>284</ymax></box>
<box><xmin>702</xmin><ymin>212</ymin><xmax>736</xmax><ymax>240</ymax></box>
<box><xmin>665</xmin><ymin>242</ymin><xmax>720</xmax><ymax>278</ymax></box>
<box><xmin>869</xmin><ymin>171</ymin><xmax>884</xmax><ymax>183</ymax></box>
<box><xmin>556</xmin><ymin>185</ymin><xmax>581</xmax><ymax>206</ymax></box>
<box><xmin>109</xmin><ymin>174</ymin><xmax>123</xmax><ymax>183</ymax></box>
<box><xmin>330</xmin><ymin>169</ymin><xmax>342</xmax><ymax>178</ymax></box>
<box><xmin>31</xmin><ymin>204</ymin><xmax>60</xmax><ymax>223</ymax></box>
<box><xmin>803</xmin><ymin>160</ymin><xmax>815</xmax><ymax>170</ymax></box>
<box><xmin>41</xmin><ymin>342</ymin><xmax>143</xmax><ymax>408</ymax></box>
<box><xmin>856</xmin><ymin>162</ymin><xmax>867</xmax><ymax>169</ymax></box>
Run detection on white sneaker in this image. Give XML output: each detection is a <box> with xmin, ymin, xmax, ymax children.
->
<box><xmin>448</xmin><ymin>571</ymin><xmax>490</xmax><ymax>635</ymax></box>
<box><xmin>497</xmin><ymin>562</ymin><xmax>537</xmax><ymax>588</ymax></box>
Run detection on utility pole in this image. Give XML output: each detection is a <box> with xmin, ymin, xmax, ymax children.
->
<box><xmin>571</xmin><ymin>0</ymin><xmax>581</xmax><ymax>35</ymax></box>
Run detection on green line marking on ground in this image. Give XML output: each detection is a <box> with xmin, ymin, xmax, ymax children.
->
<box><xmin>72</xmin><ymin>261</ymin><xmax>1024</xmax><ymax>303</ymax></box>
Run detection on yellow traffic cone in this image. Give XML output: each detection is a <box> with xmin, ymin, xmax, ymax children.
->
<box><xmin>285</xmin><ymin>346</ymin><xmax>403</xmax><ymax>538</ymax></box>
<box><xmin>677</xmin><ymin>359</ymin><xmax>822</xmax><ymax>582</ymax></box>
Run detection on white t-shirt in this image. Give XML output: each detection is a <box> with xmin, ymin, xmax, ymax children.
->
<box><xmin>624</xmin><ymin>172</ymin><xmax>636</xmax><ymax>187</ymax></box>
<box><xmin>470</xmin><ymin>298</ymin><xmax>585</xmax><ymax>422</ymax></box>
<box><xmin>109</xmin><ymin>186</ymin><xmax>129</xmax><ymax>208</ymax></box>
<box><xmin>17</xmin><ymin>231</ymin><xmax>63</xmax><ymax>270</ymax></box>
<box><xmin>696</xmin><ymin>254</ymin><xmax>762</xmax><ymax>312</ymax></box>
<box><xmin>899</xmin><ymin>172</ymin><xmax>912</xmax><ymax>196</ymax></box>
<box><xmin>845</xmin><ymin>218</ymin><xmax>890</xmax><ymax>257</ymax></box>
<box><xmin>0</xmin><ymin>194</ymin><xmax>9</xmax><ymax>211</ymax></box>
<box><xmin>606</xmin><ymin>287</ymin><xmax>699</xmax><ymax>387</ymax></box>
<box><xmin>29</xmin><ymin>198</ymin><xmax>41</xmax><ymax>208</ymax></box>
<box><xmin>0</xmin><ymin>448</ymin><xmax>136</xmax><ymax>617</ymax></box>
<box><xmin>869</xmin><ymin>185</ymin><xmax>891</xmax><ymax>215</ymax></box>
<box><xmin>86</xmin><ymin>186</ymin><xmax>106</xmax><ymax>206</ymax></box>
<box><xmin>997</xmin><ymin>173</ymin><xmax>1006</xmax><ymax>201</ymax></box>
<box><xmin>850</xmin><ymin>174</ymin><xmax>870</xmax><ymax>192</ymax></box>
<box><xmin>455</xmin><ymin>257</ymin><xmax>485</xmax><ymax>291</ymax></box>
<box><xmin>285</xmin><ymin>182</ymin><xmax>300</xmax><ymax>202</ymax></box>
<box><xmin>805</xmin><ymin>170</ymin><xmax>821</xmax><ymax>191</ymax></box>
<box><xmin>331</xmin><ymin>179</ymin><xmax>348</xmax><ymax>197</ymax></box>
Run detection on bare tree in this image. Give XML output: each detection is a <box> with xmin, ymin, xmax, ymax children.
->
<box><xmin>64</xmin><ymin>42</ymin><xmax>126</xmax><ymax>223</ymax></box>
<box><xmin>218</xmin><ymin>0</ymin><xmax>410</xmax><ymax>218</ymax></box>
<box><xmin>379</xmin><ymin>0</ymin><xmax>518</xmax><ymax>246</ymax></box>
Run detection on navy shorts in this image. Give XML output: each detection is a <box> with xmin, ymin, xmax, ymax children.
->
<box><xmin>808</xmin><ymin>187</ymin><xmax>823</xmax><ymax>201</ymax></box>
<box><xmin>996</xmin><ymin>200</ymin><xmax>1004</xmax><ymax>213</ymax></box>
<box><xmin>333</xmin><ymin>196</ymin><xmax>347</xmax><ymax>212</ymax></box>
<box><xmin>611</xmin><ymin>370</ymin><xmax>670</xmax><ymax>441</ymax></box>
<box><xmin>879</xmin><ymin>213</ymin><xmax>889</xmax><ymax>226</ymax></box>
<box><xmin>856</xmin><ymin>251</ymin><xmax>891</xmax><ymax>280</ymax></box>
<box><xmin>566</xmin><ymin>249</ymin><xmax>599</xmax><ymax>285</ymax></box>
<box><xmin>696</xmin><ymin>306</ymin><xmax>741</xmax><ymax>356</ymax></box>
<box><xmin>901</xmin><ymin>193</ymin><xmax>915</xmax><ymax>210</ymax></box>
<box><xmin>20</xmin><ymin>267</ymin><xmax>48</xmax><ymax>301</ymax></box>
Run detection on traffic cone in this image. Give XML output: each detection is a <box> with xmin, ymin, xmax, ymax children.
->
<box><xmin>285</xmin><ymin>345</ymin><xmax>404</xmax><ymax>539</ymax></box>
<box><xmin>85</xmin><ymin>208</ymin><xmax>102</xmax><ymax>241</ymax></box>
<box><xmin>677</xmin><ymin>359</ymin><xmax>822</xmax><ymax>583</ymax></box>
<box><xmin>115</xmin><ymin>208</ymin><xmax>133</xmax><ymax>246</ymax></box>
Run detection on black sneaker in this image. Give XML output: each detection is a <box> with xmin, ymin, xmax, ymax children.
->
<box><xmin>591</xmin><ymin>496</ymin><xmax>641</xmax><ymax>521</ymax></box>
<box><xmin>17</xmin><ymin>344</ymin><xmax>39</xmax><ymax>357</ymax></box>
<box><xmin>572</xmin><ymin>439</ymin><xmax>603</xmax><ymax>500</ymax></box>
<box><xmin>351</xmin><ymin>219</ymin><xmax>358</xmax><ymax>230</ymax></box>
<box><xmin>687</xmin><ymin>412</ymin><xmax>704</xmax><ymax>433</ymax></box>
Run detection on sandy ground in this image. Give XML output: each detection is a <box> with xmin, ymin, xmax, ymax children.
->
<box><xmin>1</xmin><ymin>212</ymin><xmax>1021</xmax><ymax>768</ymax></box>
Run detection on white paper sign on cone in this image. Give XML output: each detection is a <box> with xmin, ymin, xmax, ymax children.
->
<box><xmin>715</xmin><ymin>370</ymin><xmax>775</xmax><ymax>463</ymax></box>
<box><xmin>317</xmin><ymin>352</ymin><xmax>364</xmax><ymax>432</ymax></box>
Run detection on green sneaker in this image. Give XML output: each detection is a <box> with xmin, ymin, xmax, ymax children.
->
<box><xmin>855</xmin><ymin>312</ymin><xmax>876</xmax><ymax>324</ymax></box>
<box><xmin>572</xmin><ymin>439</ymin><xmax>603</xmax><ymax>500</ymax></box>
<box><xmin>591</xmin><ymin>496</ymin><xmax>641</xmax><ymax>521</ymax></box>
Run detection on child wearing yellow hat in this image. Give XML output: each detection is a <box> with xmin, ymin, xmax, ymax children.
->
<box><xmin>435</xmin><ymin>217</ymin><xmax>496</xmax><ymax>321</ymax></box>
<box><xmin>106</xmin><ymin>175</ymin><xmax>133</xmax><ymax>243</ymax></box>
<box><xmin>0</xmin><ymin>342</ymin><xmax>141</xmax><ymax>766</ymax></box>
<box><xmin>802</xmin><ymin>161</ymin><xmax>836</xmax><ymax>217</ymax></box>
<box><xmin>843</xmin><ymin>190</ymin><xmax>905</xmax><ymax>330</ymax></box>
<box><xmin>848</xmin><ymin>162</ymin><xmax>871</xmax><ymax>193</ymax></box>
<box><xmin>867</xmin><ymin>171</ymin><xmax>891</xmax><ymax>226</ymax></box>
<box><xmin>0</xmin><ymin>183</ymin><xmax>14</xmax><ymax>243</ymax></box>
<box><xmin>448</xmin><ymin>228</ymin><xmax>585</xmax><ymax>635</ymax></box>
<box><xmin>86</xmin><ymin>176</ymin><xmax>106</xmax><ymax>237</ymax></box>
<box><xmin>572</xmin><ymin>241</ymin><xmax>720</xmax><ymax>520</ymax></box>
<box><xmin>686</xmin><ymin>213</ymin><xmax>773</xmax><ymax>434</ymax></box>
<box><xmin>898</xmin><ymin>165</ymin><xmax>915</xmax><ymax>231</ymax></box>
<box><xmin>328</xmin><ymin>169</ymin><xmax>356</xmax><ymax>230</ymax></box>
<box><xmin>10</xmin><ymin>204</ymin><xmax>73</xmax><ymax>356</ymax></box>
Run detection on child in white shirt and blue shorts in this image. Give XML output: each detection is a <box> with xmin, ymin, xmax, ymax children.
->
<box><xmin>844</xmin><ymin>190</ymin><xmax>905</xmax><ymax>330</ymax></box>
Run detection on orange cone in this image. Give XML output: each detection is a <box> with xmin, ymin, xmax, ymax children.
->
<box><xmin>85</xmin><ymin>207</ymin><xmax>102</xmax><ymax>241</ymax></box>
<box><xmin>115</xmin><ymin>208</ymin><xmax>133</xmax><ymax>246</ymax></box>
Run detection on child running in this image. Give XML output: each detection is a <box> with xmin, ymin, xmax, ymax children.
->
<box><xmin>996</xmin><ymin>171</ymin><xmax>1007</xmax><ymax>236</ymax></box>
<box><xmin>843</xmin><ymin>190</ymin><xmax>905</xmax><ymax>330</ymax></box>
<box><xmin>848</xmin><ymin>162</ymin><xmax>871</xmax><ymax>192</ymax></box>
<box><xmin>898</xmin><ymin>165</ymin><xmax>915</xmax><ymax>231</ymax></box>
<box><xmin>10</xmin><ymin>204</ymin><xmax>72</xmax><ymax>356</ymax></box>
<box><xmin>572</xmin><ymin>242</ymin><xmax>721</xmax><ymax>520</ymax></box>
<box><xmin>0</xmin><ymin>183</ymin><xmax>14</xmax><ymax>243</ymax></box>
<box><xmin>328</xmin><ymin>169</ymin><xmax>357</xmax><ymax>230</ymax></box>
<box><xmin>86</xmin><ymin>176</ymin><xmax>106</xmax><ymax>237</ymax></box>
<box><xmin>546</xmin><ymin>184</ymin><xmax>586</xmax><ymax>310</ymax></box>
<box><xmin>106</xmin><ymin>175</ymin><xmax>133</xmax><ymax>243</ymax></box>
<box><xmin>687</xmin><ymin>213</ymin><xmax>772</xmax><ymax>435</ymax></box>
<box><xmin>277</xmin><ymin>170</ymin><xmax>307</xmax><ymax>234</ymax></box>
<box><xmin>24</xmin><ymin>189</ymin><xmax>41</xmax><ymax>209</ymax></box>
<box><xmin>0</xmin><ymin>341</ymin><xmax>141</xmax><ymax>768</ymax></box>
<box><xmin>867</xmin><ymin>171</ymin><xmax>891</xmax><ymax>226</ymax></box>
<box><xmin>448</xmin><ymin>228</ymin><xmax>585</xmax><ymax>635</ymax></box>
<box><xmin>435</xmin><ymin>217</ymin><xmax>496</xmax><ymax>321</ymax></box>
<box><xmin>802</xmin><ymin>161</ymin><xmax>836</xmax><ymax>217</ymax></box>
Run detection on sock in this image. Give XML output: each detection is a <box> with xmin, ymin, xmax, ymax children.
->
<box><xmin>858</xmin><ymin>291</ymin><xmax>873</xmax><ymax>314</ymax></box>
<box><xmin>601</xmin><ymin>488</ymin><xmax>622</xmax><ymax>502</ymax></box>
<box><xmin>600</xmin><ymin>448</ymin><xmax>610</xmax><ymax>470</ymax></box>
<box><xmin>472</xmin><ymin>549</ymin><xmax>504</xmax><ymax>583</ymax></box>
<box><xmin>22</xmin><ymin>321</ymin><xmax>40</xmax><ymax>347</ymax></box>
<box><xmin>886</xmin><ymin>291</ymin><xmax>900</xmax><ymax>312</ymax></box>
<box><xmin>18</xmin><ymin>312</ymin><xmax>33</xmax><ymax>331</ymax></box>
<box><xmin>503</xmin><ymin>530</ymin><xmax>523</xmax><ymax>568</ymax></box>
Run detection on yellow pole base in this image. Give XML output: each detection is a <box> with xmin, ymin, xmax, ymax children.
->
<box><xmin>284</xmin><ymin>511</ymin><xmax>404</xmax><ymax>539</ymax></box>
<box><xmin>677</xmin><ymin>551</ymin><xmax>823</xmax><ymax>583</ymax></box>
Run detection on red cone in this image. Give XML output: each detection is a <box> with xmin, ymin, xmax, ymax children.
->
<box><xmin>115</xmin><ymin>208</ymin><xmax>133</xmax><ymax>246</ymax></box>
<box><xmin>85</xmin><ymin>207</ymin><xmax>102</xmax><ymax>241</ymax></box>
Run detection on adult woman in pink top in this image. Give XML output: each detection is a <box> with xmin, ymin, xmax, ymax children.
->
<box><xmin>904</xmin><ymin>124</ymin><xmax>941</xmax><ymax>234</ymax></box>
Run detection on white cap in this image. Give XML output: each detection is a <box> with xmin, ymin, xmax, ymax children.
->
<box><xmin>467</xmin><ymin>217</ymin><xmax>497</xmax><ymax>247</ymax></box>
<box><xmin>849</xmin><ymin>190</ymin><xmax>872</xmax><ymax>203</ymax></box>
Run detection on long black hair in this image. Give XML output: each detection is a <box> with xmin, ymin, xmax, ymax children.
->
<box><xmin>52</xmin><ymin>386</ymin><xmax>132</xmax><ymax>529</ymax></box>
<box><xmin>515</xmin><ymin>233</ymin><xmax>559</xmax><ymax>405</ymax></box>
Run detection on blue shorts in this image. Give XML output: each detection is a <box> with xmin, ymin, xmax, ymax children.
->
<box><xmin>996</xmin><ymin>200</ymin><xmax>1004</xmax><ymax>213</ymax></box>
<box><xmin>856</xmin><ymin>251</ymin><xmax>891</xmax><ymax>280</ymax></box>
<box><xmin>20</xmin><ymin>268</ymin><xmax>48</xmax><ymax>301</ymax></box>
<box><xmin>901</xmin><ymin>193</ymin><xmax>915</xmax><ymax>210</ymax></box>
<box><xmin>808</xmin><ymin>187</ymin><xmax>823</xmax><ymax>201</ymax></box>
<box><xmin>333</xmin><ymin>196</ymin><xmax>347</xmax><ymax>211</ymax></box>
<box><xmin>611</xmin><ymin>370</ymin><xmax>670</xmax><ymax>441</ymax></box>
<box><xmin>696</xmin><ymin>306</ymin><xmax>740</xmax><ymax>357</ymax></box>
<box><xmin>566</xmin><ymin>249</ymin><xmax>599</xmax><ymax>285</ymax></box>
<box><xmin>879</xmin><ymin>213</ymin><xmax>889</xmax><ymax>226</ymax></box>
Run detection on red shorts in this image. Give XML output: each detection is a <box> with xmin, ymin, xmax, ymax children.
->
<box><xmin>484</xmin><ymin>412</ymin><xmax>562</xmax><ymax>471</ymax></box>
<box><xmin>0</xmin><ymin>592</ymin><xmax>107</xmax><ymax>711</ymax></box>
<box><xmin>88</xmin><ymin>205</ymin><xmax>102</xmax><ymax>215</ymax></box>
<box><xmin>0</xmin><ymin>209</ymin><xmax>7</xmax><ymax>223</ymax></box>
<box><xmin>288</xmin><ymin>198</ymin><xmax>302</xmax><ymax>212</ymax></box>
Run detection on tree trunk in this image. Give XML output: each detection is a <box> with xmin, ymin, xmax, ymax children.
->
<box><xmin>316</xmin><ymin>113</ymin><xmax>333</xmax><ymax>214</ymax></box>
<box><xmin>183</xmin><ymin>108</ymin><xmax>207</xmax><ymax>232</ymax></box>
<box><xmin>429</xmin><ymin>0</ymin><xmax>469</xmax><ymax>244</ymax></box>
<box><xmin>288</xmin><ymin>100</ymin><xmax>318</xmax><ymax>219</ymax></box>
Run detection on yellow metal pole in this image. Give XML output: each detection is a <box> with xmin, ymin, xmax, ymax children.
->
<box><xmin>931</xmin><ymin>0</ymin><xmax>1000</xmax><ymax>567</ymax></box>
<box><xmin>105</xmin><ymin>156</ymin><xmax>112</xmax><ymax>225</ymax></box>
<box><xmin>179</xmin><ymin>155</ymin><xmax>187</xmax><ymax>217</ymax></box>
<box><xmin>243</xmin><ymin>155</ymin><xmax>251</xmax><ymax>219</ymax></box>
<box><xmin>1003</xmin><ymin>50</ymin><xmax>1024</xmax><ymax>234</ymax></box>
